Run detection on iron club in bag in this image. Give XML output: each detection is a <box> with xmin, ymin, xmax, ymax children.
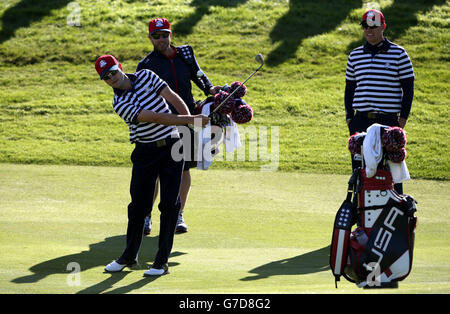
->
<box><xmin>212</xmin><ymin>53</ymin><xmax>264</xmax><ymax>114</ymax></box>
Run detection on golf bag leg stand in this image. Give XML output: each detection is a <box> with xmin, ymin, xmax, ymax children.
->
<box><xmin>330</xmin><ymin>168</ymin><xmax>359</xmax><ymax>288</ymax></box>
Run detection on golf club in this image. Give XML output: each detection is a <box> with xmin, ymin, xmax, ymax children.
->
<box><xmin>212</xmin><ymin>53</ymin><xmax>264</xmax><ymax>113</ymax></box>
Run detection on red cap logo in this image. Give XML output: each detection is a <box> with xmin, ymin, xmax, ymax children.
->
<box><xmin>361</xmin><ymin>9</ymin><xmax>385</xmax><ymax>27</ymax></box>
<box><xmin>148</xmin><ymin>18</ymin><xmax>171</xmax><ymax>35</ymax></box>
<box><xmin>95</xmin><ymin>55</ymin><xmax>120</xmax><ymax>79</ymax></box>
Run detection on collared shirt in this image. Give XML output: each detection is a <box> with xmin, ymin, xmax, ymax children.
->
<box><xmin>136</xmin><ymin>45</ymin><xmax>213</xmax><ymax>114</ymax></box>
<box><xmin>345</xmin><ymin>38</ymin><xmax>415</xmax><ymax>114</ymax></box>
<box><xmin>112</xmin><ymin>70</ymin><xmax>179</xmax><ymax>143</ymax></box>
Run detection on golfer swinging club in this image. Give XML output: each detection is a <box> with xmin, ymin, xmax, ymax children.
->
<box><xmin>95</xmin><ymin>55</ymin><xmax>209</xmax><ymax>276</ymax></box>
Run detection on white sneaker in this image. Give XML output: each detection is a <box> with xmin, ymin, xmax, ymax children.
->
<box><xmin>143</xmin><ymin>263</ymin><xmax>169</xmax><ymax>276</ymax></box>
<box><xmin>175</xmin><ymin>211</ymin><xmax>188</xmax><ymax>233</ymax></box>
<box><xmin>104</xmin><ymin>259</ymin><xmax>136</xmax><ymax>273</ymax></box>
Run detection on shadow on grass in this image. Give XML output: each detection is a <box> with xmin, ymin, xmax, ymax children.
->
<box><xmin>267</xmin><ymin>0</ymin><xmax>361</xmax><ymax>66</ymax></box>
<box><xmin>172</xmin><ymin>0</ymin><xmax>248</xmax><ymax>36</ymax></box>
<box><xmin>240</xmin><ymin>246</ymin><xmax>330</xmax><ymax>281</ymax></box>
<box><xmin>0</xmin><ymin>0</ymin><xmax>144</xmax><ymax>44</ymax></box>
<box><xmin>11</xmin><ymin>235</ymin><xmax>185</xmax><ymax>294</ymax></box>
<box><xmin>347</xmin><ymin>0</ymin><xmax>446</xmax><ymax>51</ymax></box>
<box><xmin>0</xmin><ymin>0</ymin><xmax>72</xmax><ymax>44</ymax></box>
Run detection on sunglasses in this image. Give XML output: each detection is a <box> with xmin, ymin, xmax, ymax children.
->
<box><xmin>151</xmin><ymin>32</ymin><xmax>170</xmax><ymax>39</ymax></box>
<box><xmin>103</xmin><ymin>70</ymin><xmax>118</xmax><ymax>80</ymax></box>
<box><xmin>361</xmin><ymin>22</ymin><xmax>381</xmax><ymax>30</ymax></box>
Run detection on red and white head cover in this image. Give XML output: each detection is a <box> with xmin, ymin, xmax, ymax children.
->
<box><xmin>382</xmin><ymin>126</ymin><xmax>406</xmax><ymax>152</ymax></box>
<box><xmin>213</xmin><ymin>91</ymin><xmax>235</xmax><ymax>115</ymax></box>
<box><xmin>232</xmin><ymin>103</ymin><xmax>253</xmax><ymax>124</ymax></box>
<box><xmin>348</xmin><ymin>132</ymin><xmax>366</xmax><ymax>155</ymax></box>
<box><xmin>230</xmin><ymin>81</ymin><xmax>247</xmax><ymax>98</ymax></box>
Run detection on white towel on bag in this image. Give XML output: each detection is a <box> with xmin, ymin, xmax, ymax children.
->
<box><xmin>196</xmin><ymin>102</ymin><xmax>241</xmax><ymax>170</ymax></box>
<box><xmin>363</xmin><ymin>124</ymin><xmax>384</xmax><ymax>178</ymax></box>
<box><xmin>362</xmin><ymin>123</ymin><xmax>410</xmax><ymax>183</ymax></box>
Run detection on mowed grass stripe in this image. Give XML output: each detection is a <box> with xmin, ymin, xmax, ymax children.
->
<box><xmin>0</xmin><ymin>164</ymin><xmax>449</xmax><ymax>293</ymax></box>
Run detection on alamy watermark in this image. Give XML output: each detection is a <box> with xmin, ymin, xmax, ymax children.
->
<box><xmin>67</xmin><ymin>2</ymin><xmax>81</xmax><ymax>27</ymax></box>
<box><xmin>67</xmin><ymin>1</ymin><xmax>130</xmax><ymax>27</ymax></box>
<box><xmin>171</xmin><ymin>120</ymin><xmax>279</xmax><ymax>172</ymax></box>
<box><xmin>364</xmin><ymin>262</ymin><xmax>381</xmax><ymax>287</ymax></box>
<box><xmin>66</xmin><ymin>262</ymin><xmax>81</xmax><ymax>286</ymax></box>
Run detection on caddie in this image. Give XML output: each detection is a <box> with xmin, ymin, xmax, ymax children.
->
<box><xmin>137</xmin><ymin>18</ymin><xmax>222</xmax><ymax>235</ymax></box>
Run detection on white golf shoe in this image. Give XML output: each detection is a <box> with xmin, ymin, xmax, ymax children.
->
<box><xmin>104</xmin><ymin>259</ymin><xmax>137</xmax><ymax>273</ymax></box>
<box><xmin>143</xmin><ymin>263</ymin><xmax>169</xmax><ymax>276</ymax></box>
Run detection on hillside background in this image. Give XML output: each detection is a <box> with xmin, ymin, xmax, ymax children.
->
<box><xmin>0</xmin><ymin>0</ymin><xmax>448</xmax><ymax>179</ymax></box>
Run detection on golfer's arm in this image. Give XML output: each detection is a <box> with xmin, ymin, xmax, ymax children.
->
<box><xmin>345</xmin><ymin>80</ymin><xmax>356</xmax><ymax>121</ymax></box>
<box><xmin>159</xmin><ymin>86</ymin><xmax>190</xmax><ymax>115</ymax></box>
<box><xmin>135</xmin><ymin>110</ymin><xmax>194</xmax><ymax>126</ymax></box>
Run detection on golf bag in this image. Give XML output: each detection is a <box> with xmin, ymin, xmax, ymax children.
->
<box><xmin>330</xmin><ymin>127</ymin><xmax>418</xmax><ymax>288</ymax></box>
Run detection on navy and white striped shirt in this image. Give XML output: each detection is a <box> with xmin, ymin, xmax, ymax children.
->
<box><xmin>112</xmin><ymin>69</ymin><xmax>179</xmax><ymax>143</ymax></box>
<box><xmin>345</xmin><ymin>39</ymin><xmax>414</xmax><ymax>114</ymax></box>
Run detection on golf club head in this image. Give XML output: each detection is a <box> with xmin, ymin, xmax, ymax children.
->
<box><xmin>255</xmin><ymin>54</ymin><xmax>264</xmax><ymax>71</ymax></box>
<box><xmin>255</xmin><ymin>53</ymin><xmax>264</xmax><ymax>65</ymax></box>
<box><xmin>213</xmin><ymin>54</ymin><xmax>264</xmax><ymax>114</ymax></box>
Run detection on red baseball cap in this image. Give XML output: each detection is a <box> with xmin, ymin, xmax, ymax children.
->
<box><xmin>148</xmin><ymin>18</ymin><xmax>171</xmax><ymax>35</ymax></box>
<box><xmin>95</xmin><ymin>55</ymin><xmax>121</xmax><ymax>80</ymax></box>
<box><xmin>361</xmin><ymin>9</ymin><xmax>385</xmax><ymax>27</ymax></box>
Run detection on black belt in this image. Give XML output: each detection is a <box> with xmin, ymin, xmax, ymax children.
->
<box><xmin>356</xmin><ymin>111</ymin><xmax>399</xmax><ymax>119</ymax></box>
<box><xmin>135</xmin><ymin>137</ymin><xmax>179</xmax><ymax>148</ymax></box>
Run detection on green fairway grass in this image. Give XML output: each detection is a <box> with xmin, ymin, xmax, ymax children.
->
<box><xmin>0</xmin><ymin>0</ymin><xmax>449</xmax><ymax>296</ymax></box>
<box><xmin>0</xmin><ymin>164</ymin><xmax>448</xmax><ymax>294</ymax></box>
<box><xmin>0</xmin><ymin>0</ymin><xmax>449</xmax><ymax>179</ymax></box>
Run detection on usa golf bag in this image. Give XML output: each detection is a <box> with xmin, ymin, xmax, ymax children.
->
<box><xmin>330</xmin><ymin>127</ymin><xmax>417</xmax><ymax>288</ymax></box>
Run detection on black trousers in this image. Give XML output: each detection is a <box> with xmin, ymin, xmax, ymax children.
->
<box><xmin>119</xmin><ymin>137</ymin><xmax>184</xmax><ymax>266</ymax></box>
<box><xmin>348</xmin><ymin>111</ymin><xmax>403</xmax><ymax>194</ymax></box>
